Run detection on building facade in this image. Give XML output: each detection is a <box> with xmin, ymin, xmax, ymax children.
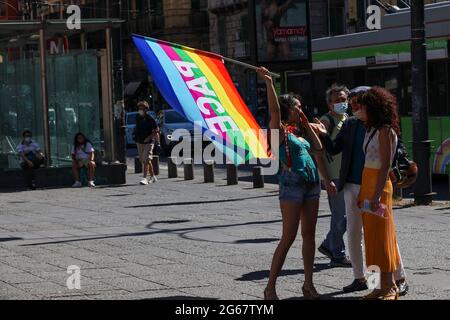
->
<box><xmin>121</xmin><ymin>0</ymin><xmax>210</xmax><ymax>111</ymax></box>
<box><xmin>0</xmin><ymin>0</ymin><xmax>19</xmax><ymax>19</ymax></box>
<box><xmin>207</xmin><ymin>0</ymin><xmax>314</xmax><ymax>116</ymax></box>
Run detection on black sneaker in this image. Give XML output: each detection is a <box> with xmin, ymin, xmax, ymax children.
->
<box><xmin>318</xmin><ymin>244</ymin><xmax>333</xmax><ymax>259</ymax></box>
<box><xmin>396</xmin><ymin>280</ymin><xmax>409</xmax><ymax>296</ymax></box>
<box><xmin>343</xmin><ymin>279</ymin><xmax>368</xmax><ymax>293</ymax></box>
<box><xmin>330</xmin><ymin>257</ymin><xmax>352</xmax><ymax>268</ymax></box>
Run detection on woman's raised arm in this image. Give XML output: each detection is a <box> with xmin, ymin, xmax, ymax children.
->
<box><xmin>256</xmin><ymin>67</ymin><xmax>281</xmax><ymax>130</ymax></box>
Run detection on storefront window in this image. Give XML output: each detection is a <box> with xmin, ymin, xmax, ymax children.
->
<box><xmin>47</xmin><ymin>51</ymin><xmax>101</xmax><ymax>167</ymax></box>
<box><xmin>0</xmin><ymin>50</ymin><xmax>101</xmax><ymax>169</ymax></box>
<box><xmin>0</xmin><ymin>56</ymin><xmax>43</xmax><ymax>169</ymax></box>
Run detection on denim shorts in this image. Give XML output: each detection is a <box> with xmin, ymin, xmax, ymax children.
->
<box><xmin>278</xmin><ymin>170</ymin><xmax>321</xmax><ymax>203</ymax></box>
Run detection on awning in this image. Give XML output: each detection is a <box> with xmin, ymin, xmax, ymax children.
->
<box><xmin>0</xmin><ymin>19</ymin><xmax>124</xmax><ymax>41</ymax></box>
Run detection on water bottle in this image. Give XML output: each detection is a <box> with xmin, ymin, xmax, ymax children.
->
<box><xmin>362</xmin><ymin>200</ymin><xmax>386</xmax><ymax>218</ymax></box>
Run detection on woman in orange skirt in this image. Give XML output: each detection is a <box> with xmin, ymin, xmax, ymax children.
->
<box><xmin>357</xmin><ymin>87</ymin><xmax>402</xmax><ymax>300</ymax></box>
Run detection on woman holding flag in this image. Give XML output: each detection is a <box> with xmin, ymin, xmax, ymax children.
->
<box><xmin>258</xmin><ymin>68</ymin><xmax>337</xmax><ymax>300</ymax></box>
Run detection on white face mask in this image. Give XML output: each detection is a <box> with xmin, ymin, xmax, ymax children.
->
<box><xmin>24</xmin><ymin>137</ymin><xmax>32</xmax><ymax>143</ymax></box>
<box><xmin>138</xmin><ymin>110</ymin><xmax>145</xmax><ymax>116</ymax></box>
<box><xmin>333</xmin><ymin>102</ymin><xmax>348</xmax><ymax>115</ymax></box>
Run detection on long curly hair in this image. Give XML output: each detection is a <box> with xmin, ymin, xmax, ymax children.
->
<box><xmin>357</xmin><ymin>86</ymin><xmax>400</xmax><ymax>134</ymax></box>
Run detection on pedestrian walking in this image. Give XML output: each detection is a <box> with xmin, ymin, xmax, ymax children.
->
<box><xmin>17</xmin><ymin>130</ymin><xmax>45</xmax><ymax>190</ymax></box>
<box><xmin>72</xmin><ymin>132</ymin><xmax>96</xmax><ymax>188</ymax></box>
<box><xmin>356</xmin><ymin>87</ymin><xmax>403</xmax><ymax>300</ymax></box>
<box><xmin>317</xmin><ymin>84</ymin><xmax>352</xmax><ymax>267</ymax></box>
<box><xmin>312</xmin><ymin>86</ymin><xmax>409</xmax><ymax>296</ymax></box>
<box><xmin>257</xmin><ymin>67</ymin><xmax>337</xmax><ymax>300</ymax></box>
<box><xmin>134</xmin><ymin>101</ymin><xmax>158</xmax><ymax>185</ymax></box>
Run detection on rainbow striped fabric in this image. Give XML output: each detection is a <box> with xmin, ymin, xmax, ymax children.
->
<box><xmin>132</xmin><ymin>34</ymin><xmax>268</xmax><ymax>164</ymax></box>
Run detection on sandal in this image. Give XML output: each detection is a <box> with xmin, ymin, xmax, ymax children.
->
<box><xmin>302</xmin><ymin>284</ymin><xmax>320</xmax><ymax>300</ymax></box>
<box><xmin>380</xmin><ymin>287</ymin><xmax>399</xmax><ymax>300</ymax></box>
<box><xmin>363</xmin><ymin>286</ymin><xmax>399</xmax><ymax>300</ymax></box>
<box><xmin>362</xmin><ymin>289</ymin><xmax>383</xmax><ymax>300</ymax></box>
<box><xmin>264</xmin><ymin>288</ymin><xmax>279</xmax><ymax>300</ymax></box>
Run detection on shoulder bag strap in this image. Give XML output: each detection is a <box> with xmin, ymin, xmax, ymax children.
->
<box><xmin>364</xmin><ymin>128</ymin><xmax>378</xmax><ymax>154</ymax></box>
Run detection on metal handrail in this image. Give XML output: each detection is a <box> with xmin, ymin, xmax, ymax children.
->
<box><xmin>0</xmin><ymin>135</ymin><xmax>17</xmax><ymax>154</ymax></box>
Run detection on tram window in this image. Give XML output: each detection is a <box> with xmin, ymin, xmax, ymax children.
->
<box><xmin>338</xmin><ymin>69</ymin><xmax>355</xmax><ymax>89</ymax></box>
<box><xmin>354</xmin><ymin>69</ymin><xmax>365</xmax><ymax>87</ymax></box>
<box><xmin>428</xmin><ymin>61</ymin><xmax>448</xmax><ymax>116</ymax></box>
<box><xmin>399</xmin><ymin>64</ymin><xmax>412</xmax><ymax>117</ymax></box>
<box><xmin>448</xmin><ymin>61</ymin><xmax>450</xmax><ymax>116</ymax></box>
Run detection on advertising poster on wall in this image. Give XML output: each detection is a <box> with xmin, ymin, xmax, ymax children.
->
<box><xmin>255</xmin><ymin>0</ymin><xmax>311</xmax><ymax>64</ymax></box>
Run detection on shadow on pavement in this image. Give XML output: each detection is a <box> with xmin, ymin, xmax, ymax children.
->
<box><xmin>125</xmin><ymin>194</ymin><xmax>278</xmax><ymax>208</ymax></box>
<box><xmin>285</xmin><ymin>290</ymin><xmax>358</xmax><ymax>301</ymax></box>
<box><xmin>234</xmin><ymin>238</ymin><xmax>279</xmax><ymax>244</ymax></box>
<box><xmin>145</xmin><ymin>296</ymin><xmax>218</xmax><ymax>300</ymax></box>
<box><xmin>149</xmin><ymin>219</ymin><xmax>191</xmax><ymax>225</ymax></box>
<box><xmin>236</xmin><ymin>263</ymin><xmax>334</xmax><ymax>281</ymax></box>
<box><xmin>104</xmin><ymin>193</ymin><xmax>135</xmax><ymax>197</ymax></box>
<box><xmin>22</xmin><ymin>219</ymin><xmax>283</xmax><ymax>246</ymax></box>
<box><xmin>1</xmin><ymin>184</ymin><xmax>136</xmax><ymax>193</ymax></box>
<box><xmin>0</xmin><ymin>237</ymin><xmax>23</xmax><ymax>243</ymax></box>
<box><xmin>94</xmin><ymin>184</ymin><xmax>138</xmax><ymax>189</ymax></box>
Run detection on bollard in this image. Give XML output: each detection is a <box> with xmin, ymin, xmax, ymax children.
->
<box><xmin>253</xmin><ymin>166</ymin><xmax>264</xmax><ymax>188</ymax></box>
<box><xmin>203</xmin><ymin>160</ymin><xmax>215</xmax><ymax>183</ymax></box>
<box><xmin>393</xmin><ymin>184</ymin><xmax>403</xmax><ymax>201</ymax></box>
<box><xmin>151</xmin><ymin>155</ymin><xmax>160</xmax><ymax>176</ymax></box>
<box><xmin>168</xmin><ymin>157</ymin><xmax>178</xmax><ymax>178</ymax></box>
<box><xmin>226</xmin><ymin>163</ymin><xmax>238</xmax><ymax>185</ymax></box>
<box><xmin>184</xmin><ymin>158</ymin><xmax>194</xmax><ymax>180</ymax></box>
<box><xmin>134</xmin><ymin>156</ymin><xmax>142</xmax><ymax>174</ymax></box>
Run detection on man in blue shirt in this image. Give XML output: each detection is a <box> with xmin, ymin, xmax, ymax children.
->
<box><xmin>314</xmin><ymin>86</ymin><xmax>409</xmax><ymax>296</ymax></box>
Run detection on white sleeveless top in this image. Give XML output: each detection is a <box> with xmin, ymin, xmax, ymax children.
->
<box><xmin>364</xmin><ymin>127</ymin><xmax>398</xmax><ymax>169</ymax></box>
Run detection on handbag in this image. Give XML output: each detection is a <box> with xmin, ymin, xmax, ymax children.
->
<box><xmin>390</xmin><ymin>140</ymin><xmax>418</xmax><ymax>188</ymax></box>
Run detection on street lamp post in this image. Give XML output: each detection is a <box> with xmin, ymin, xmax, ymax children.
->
<box><xmin>39</xmin><ymin>11</ymin><xmax>52</xmax><ymax>167</ymax></box>
<box><xmin>411</xmin><ymin>0</ymin><xmax>433</xmax><ymax>205</ymax></box>
<box><xmin>112</xmin><ymin>0</ymin><xmax>126</xmax><ymax>164</ymax></box>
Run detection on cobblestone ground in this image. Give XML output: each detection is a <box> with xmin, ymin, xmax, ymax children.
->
<box><xmin>0</xmin><ymin>163</ymin><xmax>449</xmax><ymax>300</ymax></box>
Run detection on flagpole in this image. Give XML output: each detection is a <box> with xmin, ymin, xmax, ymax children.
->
<box><xmin>221</xmin><ymin>56</ymin><xmax>281</xmax><ymax>79</ymax></box>
<box><xmin>132</xmin><ymin>34</ymin><xmax>281</xmax><ymax>79</ymax></box>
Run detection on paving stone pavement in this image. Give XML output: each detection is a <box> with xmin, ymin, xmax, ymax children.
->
<box><xmin>0</xmin><ymin>163</ymin><xmax>449</xmax><ymax>300</ymax></box>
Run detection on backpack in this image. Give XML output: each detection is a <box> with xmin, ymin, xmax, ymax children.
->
<box><xmin>323</xmin><ymin>113</ymin><xmax>347</xmax><ymax>163</ymax></box>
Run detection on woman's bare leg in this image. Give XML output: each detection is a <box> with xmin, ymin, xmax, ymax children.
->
<box><xmin>300</xmin><ymin>199</ymin><xmax>319</xmax><ymax>287</ymax></box>
<box><xmin>381</xmin><ymin>272</ymin><xmax>395</xmax><ymax>289</ymax></box>
<box><xmin>88</xmin><ymin>162</ymin><xmax>96</xmax><ymax>181</ymax></box>
<box><xmin>266</xmin><ymin>201</ymin><xmax>301</xmax><ymax>296</ymax></box>
<box><xmin>72</xmin><ymin>162</ymin><xmax>80</xmax><ymax>181</ymax></box>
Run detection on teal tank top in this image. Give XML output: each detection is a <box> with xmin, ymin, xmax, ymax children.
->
<box><xmin>279</xmin><ymin>133</ymin><xmax>319</xmax><ymax>184</ymax></box>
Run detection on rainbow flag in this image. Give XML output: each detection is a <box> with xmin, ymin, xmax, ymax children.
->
<box><xmin>132</xmin><ymin>34</ymin><xmax>269</xmax><ymax>164</ymax></box>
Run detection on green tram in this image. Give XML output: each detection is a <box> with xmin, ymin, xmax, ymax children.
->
<box><xmin>287</xmin><ymin>1</ymin><xmax>450</xmax><ymax>174</ymax></box>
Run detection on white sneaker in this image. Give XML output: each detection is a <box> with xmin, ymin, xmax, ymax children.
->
<box><xmin>149</xmin><ymin>176</ymin><xmax>158</xmax><ymax>183</ymax></box>
<box><xmin>140</xmin><ymin>178</ymin><xmax>149</xmax><ymax>185</ymax></box>
<box><xmin>88</xmin><ymin>181</ymin><xmax>96</xmax><ymax>188</ymax></box>
<box><xmin>72</xmin><ymin>181</ymin><xmax>82</xmax><ymax>188</ymax></box>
